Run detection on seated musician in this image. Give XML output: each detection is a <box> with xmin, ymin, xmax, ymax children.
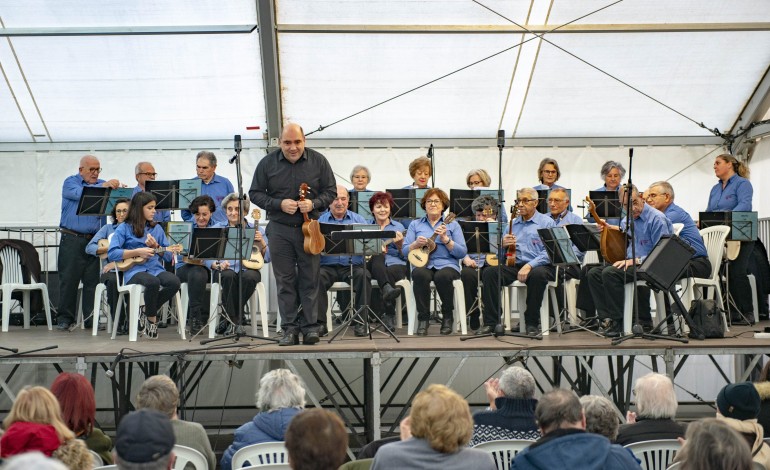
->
<box><xmin>132</xmin><ymin>161</ymin><xmax>170</xmax><ymax>222</ymax></box>
<box><xmin>533</xmin><ymin>158</ymin><xmax>565</xmax><ymax>191</ymax></box>
<box><xmin>207</xmin><ymin>193</ymin><xmax>270</xmax><ymax>335</ymax></box>
<box><xmin>543</xmin><ymin>188</ymin><xmax>584</xmax><ymax>305</ymax></box>
<box><xmin>585</xmin><ymin>184</ymin><xmax>672</xmax><ymax>337</ymax></box>
<box><xmin>596</xmin><ymin>161</ymin><xmax>625</xmax><ymax>193</ymax></box>
<box><xmin>466</xmin><ymin>169</ymin><xmax>491</xmax><ymax>189</ymax></box>
<box><xmin>349</xmin><ymin>165</ymin><xmax>372</xmax><ymax>193</ymax></box>
<box><xmin>318</xmin><ymin>185</ymin><xmax>372</xmax><ymax>337</ymax></box>
<box><xmin>478</xmin><ymin>188</ymin><xmax>555</xmax><ymax>336</ymax></box>
<box><xmin>404</xmin><ymin>156</ymin><xmax>432</xmax><ymax>189</ymax></box>
<box><xmin>403</xmin><ymin>188</ymin><xmax>467</xmax><ymax>336</ymax></box>
<box><xmin>366</xmin><ymin>191</ymin><xmax>407</xmax><ymax>332</ymax></box>
<box><xmin>176</xmin><ymin>195</ymin><xmax>224</xmax><ymax>334</ymax></box>
<box><xmin>107</xmin><ymin>192</ymin><xmax>181</xmax><ymax>339</ymax></box>
<box><xmin>84</xmin><ymin>198</ymin><xmax>129</xmax><ymax>332</ymax></box>
<box><xmin>460</xmin><ymin>194</ymin><xmax>499</xmax><ymax>332</ymax></box>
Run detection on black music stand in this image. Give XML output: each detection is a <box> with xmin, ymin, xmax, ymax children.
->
<box><xmin>77</xmin><ymin>187</ymin><xmax>112</xmax><ymax>216</ymax></box>
<box><xmin>105</xmin><ymin>188</ymin><xmax>133</xmax><ymax>214</ymax></box>
<box><xmin>450</xmin><ymin>189</ymin><xmax>502</xmax><ymax>219</ymax></box>
<box><xmin>387</xmin><ymin>188</ymin><xmax>429</xmax><ymax>220</ymax></box>
<box><xmin>327</xmin><ymin>228</ymin><xmax>400</xmax><ymax>343</ymax></box>
<box><xmin>348</xmin><ymin>191</ymin><xmax>376</xmax><ymax>220</ymax></box>
<box><xmin>458</xmin><ymin>221</ymin><xmax>498</xmax><ymax>322</ymax></box>
<box><xmin>146</xmin><ymin>179</ymin><xmax>201</xmax><ymax>211</ymax></box>
<box><xmin>319</xmin><ymin>222</ymin><xmax>366</xmax><ymax>328</ymax></box>
<box><xmin>588</xmin><ymin>191</ymin><xmax>622</xmax><ymax>219</ymax></box>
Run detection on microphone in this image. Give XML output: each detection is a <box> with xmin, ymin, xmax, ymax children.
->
<box><xmin>497</xmin><ymin>129</ymin><xmax>505</xmax><ymax>149</ymax></box>
<box><xmin>629</xmin><ymin>147</ymin><xmax>633</xmax><ymax>158</ymax></box>
<box><xmin>229</xmin><ymin>135</ymin><xmax>242</xmax><ymax>164</ymax></box>
<box><xmin>428</xmin><ymin>144</ymin><xmax>434</xmax><ymax>159</ymax></box>
<box><xmin>105</xmin><ymin>350</ymin><xmax>124</xmax><ymax>378</ymax></box>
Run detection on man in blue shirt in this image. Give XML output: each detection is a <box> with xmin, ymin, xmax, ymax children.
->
<box><xmin>132</xmin><ymin>161</ymin><xmax>171</xmax><ymax>222</ymax></box>
<box><xmin>586</xmin><ymin>184</ymin><xmax>673</xmax><ymax>337</ymax></box>
<box><xmin>57</xmin><ymin>155</ymin><xmax>124</xmax><ymax>330</ymax></box>
<box><xmin>318</xmin><ymin>185</ymin><xmax>372</xmax><ymax>336</ymax></box>
<box><xmin>181</xmin><ymin>151</ymin><xmax>234</xmax><ymax>226</ymax></box>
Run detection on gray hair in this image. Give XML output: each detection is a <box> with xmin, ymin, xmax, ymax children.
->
<box><xmin>221</xmin><ymin>192</ymin><xmax>249</xmax><ymax>212</ymax></box>
<box><xmin>535</xmin><ymin>389</ymin><xmax>583</xmax><ymax>433</ymax></box>
<box><xmin>498</xmin><ymin>366</ymin><xmax>536</xmax><ymax>399</ymax></box>
<box><xmin>115</xmin><ymin>453</ymin><xmax>174</xmax><ymax>470</ymax></box>
<box><xmin>677</xmin><ymin>418</ymin><xmax>753</xmax><ymax>470</ymax></box>
<box><xmin>634</xmin><ymin>373</ymin><xmax>677</xmax><ymax>419</ymax></box>
<box><xmin>471</xmin><ymin>194</ymin><xmax>499</xmax><ymax>215</ymax></box>
<box><xmin>136</xmin><ymin>375</ymin><xmax>179</xmax><ymax>419</ymax></box>
<box><xmin>256</xmin><ymin>369</ymin><xmax>306</xmax><ymax>412</ymax></box>
<box><xmin>466</xmin><ymin>169</ymin><xmax>492</xmax><ymax>187</ymax></box>
<box><xmin>600</xmin><ymin>161</ymin><xmax>627</xmax><ymax>180</ymax></box>
<box><xmin>580</xmin><ymin>395</ymin><xmax>620</xmax><ymax>440</ymax></box>
<box><xmin>648</xmin><ymin>180</ymin><xmax>675</xmax><ymax>200</ymax></box>
<box><xmin>196</xmin><ymin>150</ymin><xmax>217</xmax><ymax>166</ymax></box>
<box><xmin>518</xmin><ymin>187</ymin><xmax>538</xmax><ymax>201</ymax></box>
<box><xmin>135</xmin><ymin>161</ymin><xmax>151</xmax><ymax>175</ymax></box>
<box><xmin>350</xmin><ymin>165</ymin><xmax>371</xmax><ymax>181</ymax></box>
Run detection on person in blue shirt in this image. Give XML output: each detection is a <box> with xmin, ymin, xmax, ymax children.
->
<box><xmin>108</xmin><ymin>192</ymin><xmax>181</xmax><ymax>339</ymax></box>
<box><xmin>132</xmin><ymin>161</ymin><xmax>170</xmax><ymax>223</ymax></box>
<box><xmin>478</xmin><ymin>188</ymin><xmax>556</xmax><ymax>336</ymax></box>
<box><xmin>403</xmin><ymin>188</ymin><xmax>467</xmax><ymax>336</ymax></box>
<box><xmin>349</xmin><ymin>165</ymin><xmax>372</xmax><ymax>193</ymax></box>
<box><xmin>460</xmin><ymin>194</ymin><xmax>499</xmax><ymax>332</ymax></box>
<box><xmin>84</xmin><ymin>198</ymin><xmax>129</xmax><ymax>332</ymax></box>
<box><xmin>57</xmin><ymin>155</ymin><xmax>125</xmax><ymax>330</ymax></box>
<box><xmin>586</xmin><ymin>184</ymin><xmax>673</xmax><ymax>337</ymax></box>
<box><xmin>181</xmin><ymin>151</ymin><xmax>235</xmax><ymax>226</ymax></box>
<box><xmin>706</xmin><ymin>154</ymin><xmax>755</xmax><ymax>323</ymax></box>
<box><xmin>366</xmin><ymin>191</ymin><xmax>407</xmax><ymax>332</ymax></box>
<box><xmin>318</xmin><ymin>185</ymin><xmax>372</xmax><ymax>337</ymax></box>
<box><xmin>403</xmin><ymin>156</ymin><xmax>432</xmax><ymax>189</ymax></box>
<box><xmin>587</xmin><ymin>161</ymin><xmax>626</xmax><ymax>225</ymax></box>
<box><xmin>532</xmin><ymin>158</ymin><xmax>565</xmax><ymax>191</ymax></box>
<box><xmin>466</xmin><ymin>169</ymin><xmax>492</xmax><ymax>189</ymax></box>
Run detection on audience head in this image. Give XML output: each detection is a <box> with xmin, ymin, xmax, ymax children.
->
<box><xmin>714</xmin><ymin>153</ymin><xmax>750</xmax><ymax>180</ymax></box>
<box><xmin>189</xmin><ymin>194</ymin><xmax>216</xmax><ymax>228</ymax></box>
<box><xmin>3</xmin><ymin>386</ymin><xmax>74</xmax><ymax>443</ymax></box>
<box><xmin>409</xmin><ymin>384</ymin><xmax>473</xmax><ymax>453</ymax></box>
<box><xmin>498</xmin><ymin>366</ymin><xmax>536</xmax><ymax>399</ymax></box>
<box><xmin>471</xmin><ymin>194</ymin><xmax>499</xmax><ymax>221</ymax></box>
<box><xmin>114</xmin><ymin>409</ymin><xmax>175</xmax><ymax>470</ymax></box>
<box><xmin>50</xmin><ymin>372</ymin><xmax>97</xmax><ymax>437</ymax></box>
<box><xmin>716</xmin><ymin>382</ymin><xmax>761</xmax><ymax>421</ymax></box>
<box><xmin>537</xmin><ymin>158</ymin><xmax>561</xmax><ymax>186</ymax></box>
<box><xmin>280</xmin><ymin>123</ymin><xmax>306</xmax><ymax>163</ymax></box>
<box><xmin>599</xmin><ymin>161</ymin><xmax>626</xmax><ymax>190</ymax></box>
<box><xmin>52</xmin><ymin>438</ymin><xmax>92</xmax><ymax>470</ymax></box>
<box><xmin>466</xmin><ymin>169</ymin><xmax>491</xmax><ymax>188</ymax></box>
<box><xmin>580</xmin><ymin>395</ymin><xmax>620</xmax><ymax>441</ymax></box>
<box><xmin>256</xmin><ymin>369</ymin><xmax>306</xmax><ymax>412</ymax></box>
<box><xmin>285</xmin><ymin>409</ymin><xmax>347</xmax><ymax>470</ymax></box>
<box><xmin>676</xmin><ymin>418</ymin><xmax>753</xmax><ymax>470</ymax></box>
<box><xmin>633</xmin><ymin>373</ymin><xmax>678</xmax><ymax>419</ymax></box>
<box><xmin>408</xmin><ymin>156</ymin><xmax>432</xmax><ymax>188</ymax></box>
<box><xmin>535</xmin><ymin>389</ymin><xmax>585</xmax><ymax>435</ymax></box>
<box><xmin>136</xmin><ymin>375</ymin><xmax>180</xmax><ymax>419</ymax></box>
<box><xmin>78</xmin><ymin>155</ymin><xmax>102</xmax><ymax>185</ymax></box>
<box><xmin>350</xmin><ymin>165</ymin><xmax>371</xmax><ymax>191</ymax></box>
<box><xmin>1</xmin><ymin>452</ymin><xmax>69</xmax><ymax>470</ymax></box>
<box><xmin>195</xmin><ymin>151</ymin><xmax>217</xmax><ymax>183</ymax></box>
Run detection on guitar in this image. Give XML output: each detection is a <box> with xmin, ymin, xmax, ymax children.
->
<box><xmin>407</xmin><ymin>213</ymin><xmax>457</xmax><ymax>268</ymax></box>
<box><xmin>299</xmin><ymin>183</ymin><xmax>325</xmax><ymax>255</ymax></box>
<box><xmin>242</xmin><ymin>208</ymin><xmax>264</xmax><ymax>270</ymax></box>
<box><xmin>97</xmin><ymin>238</ymin><xmax>109</xmax><ymax>260</ymax></box>
<box><xmin>585</xmin><ymin>196</ymin><xmax>627</xmax><ymax>263</ymax></box>
<box><xmin>117</xmin><ymin>244</ymin><xmax>182</xmax><ymax>271</ymax></box>
<box><xmin>505</xmin><ymin>203</ymin><xmax>519</xmax><ymax>266</ymax></box>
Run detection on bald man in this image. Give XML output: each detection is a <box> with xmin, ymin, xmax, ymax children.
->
<box><xmin>133</xmin><ymin>161</ymin><xmax>170</xmax><ymax>222</ymax></box>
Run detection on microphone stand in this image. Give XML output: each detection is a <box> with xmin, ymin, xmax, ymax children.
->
<box><xmin>428</xmin><ymin>144</ymin><xmax>435</xmax><ymax>188</ymax></box>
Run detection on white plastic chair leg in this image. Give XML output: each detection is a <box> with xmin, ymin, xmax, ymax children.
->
<box><xmin>452</xmin><ymin>279</ymin><xmax>467</xmax><ymax>335</ymax></box>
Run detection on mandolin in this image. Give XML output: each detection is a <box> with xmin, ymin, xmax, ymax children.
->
<box><xmin>117</xmin><ymin>244</ymin><xmax>182</xmax><ymax>271</ymax></box>
<box><xmin>585</xmin><ymin>196</ymin><xmax>627</xmax><ymax>263</ymax></box>
<box><xmin>299</xmin><ymin>183</ymin><xmax>325</xmax><ymax>255</ymax></box>
<box><xmin>97</xmin><ymin>238</ymin><xmax>110</xmax><ymax>260</ymax></box>
<box><xmin>505</xmin><ymin>203</ymin><xmax>519</xmax><ymax>267</ymax></box>
<box><xmin>407</xmin><ymin>213</ymin><xmax>456</xmax><ymax>268</ymax></box>
<box><xmin>242</xmin><ymin>208</ymin><xmax>264</xmax><ymax>270</ymax></box>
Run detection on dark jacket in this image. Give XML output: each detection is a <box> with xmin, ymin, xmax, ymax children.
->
<box><xmin>471</xmin><ymin>397</ymin><xmax>540</xmax><ymax>446</ymax></box>
<box><xmin>615</xmin><ymin>417</ymin><xmax>687</xmax><ymax>446</ymax></box>
<box><xmin>82</xmin><ymin>427</ymin><xmax>113</xmax><ymax>465</ymax></box>
<box><xmin>0</xmin><ymin>239</ymin><xmax>44</xmax><ymax>314</ymax></box>
<box><xmin>220</xmin><ymin>407</ymin><xmax>301</xmax><ymax>470</ymax></box>
<box><xmin>756</xmin><ymin>381</ymin><xmax>770</xmax><ymax>437</ymax></box>
<box><xmin>511</xmin><ymin>428</ymin><xmax>641</xmax><ymax>470</ymax></box>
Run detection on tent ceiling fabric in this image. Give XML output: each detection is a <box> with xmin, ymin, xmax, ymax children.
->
<box><xmin>0</xmin><ymin>0</ymin><xmax>768</xmax><ymax>143</ymax></box>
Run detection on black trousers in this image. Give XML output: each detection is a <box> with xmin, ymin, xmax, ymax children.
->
<box><xmin>176</xmin><ymin>263</ymin><xmax>210</xmax><ymax>322</ymax></box>
<box><xmin>412</xmin><ymin>267</ymin><xmax>460</xmax><ymax>321</ymax></box>
<box><xmin>727</xmin><ymin>241</ymin><xmax>754</xmax><ymax>318</ymax></box>
<box><xmin>266</xmin><ymin>222</ymin><xmax>319</xmax><ymax>335</ymax></box>
<box><xmin>480</xmin><ymin>264</ymin><xmax>559</xmax><ymax>327</ymax></box>
<box><xmin>57</xmin><ymin>233</ymin><xmax>99</xmax><ymax>324</ymax></box>
<box><xmin>99</xmin><ymin>271</ymin><xmax>122</xmax><ymax>321</ymax></box>
<box><xmin>460</xmin><ymin>265</ymin><xmax>492</xmax><ymax>320</ymax></box>
<box><xmin>127</xmin><ymin>271</ymin><xmax>180</xmax><ymax>318</ymax></box>
<box><xmin>586</xmin><ymin>265</ymin><xmax>651</xmax><ymax>323</ymax></box>
<box><xmin>319</xmin><ymin>264</ymin><xmax>372</xmax><ymax>320</ymax></box>
<box><xmin>367</xmin><ymin>255</ymin><xmax>408</xmax><ymax>316</ymax></box>
<box><xmin>216</xmin><ymin>268</ymin><xmax>261</xmax><ymax>324</ymax></box>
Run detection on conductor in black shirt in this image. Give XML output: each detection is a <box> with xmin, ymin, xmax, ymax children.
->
<box><xmin>249</xmin><ymin>123</ymin><xmax>337</xmax><ymax>346</ymax></box>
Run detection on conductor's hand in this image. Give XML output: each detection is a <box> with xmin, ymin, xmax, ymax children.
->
<box><xmin>281</xmin><ymin>199</ymin><xmax>299</xmax><ymax>215</ymax></box>
<box><xmin>298</xmin><ymin>199</ymin><xmax>313</xmax><ymax>213</ymax></box>
<box><xmin>484</xmin><ymin>378</ymin><xmax>503</xmax><ymax>409</ymax></box>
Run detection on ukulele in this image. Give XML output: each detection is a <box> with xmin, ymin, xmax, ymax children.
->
<box><xmin>242</xmin><ymin>208</ymin><xmax>264</xmax><ymax>270</ymax></box>
<box><xmin>117</xmin><ymin>244</ymin><xmax>182</xmax><ymax>271</ymax></box>
<box><xmin>299</xmin><ymin>183</ymin><xmax>325</xmax><ymax>255</ymax></box>
<box><xmin>505</xmin><ymin>203</ymin><xmax>519</xmax><ymax>266</ymax></box>
<box><xmin>407</xmin><ymin>213</ymin><xmax>457</xmax><ymax>268</ymax></box>
<box><xmin>585</xmin><ymin>196</ymin><xmax>626</xmax><ymax>263</ymax></box>
<box><xmin>480</xmin><ymin>206</ymin><xmax>500</xmax><ymax>266</ymax></box>
<box><xmin>97</xmin><ymin>238</ymin><xmax>110</xmax><ymax>260</ymax></box>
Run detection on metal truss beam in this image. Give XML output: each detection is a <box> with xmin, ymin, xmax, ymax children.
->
<box><xmin>276</xmin><ymin>23</ymin><xmax>770</xmax><ymax>34</ymax></box>
<box><xmin>256</xmin><ymin>0</ymin><xmax>283</xmax><ymax>145</ymax></box>
<box><xmin>731</xmin><ymin>64</ymin><xmax>770</xmax><ymax>158</ymax></box>
<box><xmin>0</xmin><ymin>25</ymin><xmax>257</xmax><ymax>37</ymax></box>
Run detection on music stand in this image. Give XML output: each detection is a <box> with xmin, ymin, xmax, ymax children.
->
<box><xmin>588</xmin><ymin>191</ymin><xmax>622</xmax><ymax>220</ymax></box>
<box><xmin>458</xmin><ymin>221</ymin><xmax>498</xmax><ymax>321</ymax></box>
<box><xmin>327</xmin><ymin>228</ymin><xmax>399</xmax><ymax>343</ymax></box>
<box><xmin>77</xmin><ymin>187</ymin><xmax>112</xmax><ymax>216</ymax></box>
<box><xmin>450</xmin><ymin>189</ymin><xmax>502</xmax><ymax>219</ymax></box>
<box><xmin>146</xmin><ymin>179</ymin><xmax>201</xmax><ymax>211</ymax></box>
<box><xmin>387</xmin><ymin>188</ymin><xmax>429</xmax><ymax>220</ymax></box>
<box><xmin>348</xmin><ymin>191</ymin><xmax>376</xmax><ymax>220</ymax></box>
<box><xmin>166</xmin><ymin>222</ymin><xmax>194</xmax><ymax>253</ymax></box>
<box><xmin>319</xmin><ymin>222</ymin><xmax>365</xmax><ymax>326</ymax></box>
<box><xmin>105</xmin><ymin>188</ymin><xmax>134</xmax><ymax>214</ymax></box>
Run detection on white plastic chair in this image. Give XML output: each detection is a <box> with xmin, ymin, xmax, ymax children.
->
<box><xmin>625</xmin><ymin>439</ymin><xmax>681</xmax><ymax>470</ymax></box>
<box><xmin>502</xmin><ymin>281</ymin><xmax>551</xmax><ymax>335</ymax></box>
<box><xmin>0</xmin><ymin>246</ymin><xmax>52</xmax><ymax>332</ymax></box>
<box><xmin>672</xmin><ymin>223</ymin><xmax>684</xmax><ymax>236</ymax></box>
<box><xmin>173</xmin><ymin>444</ymin><xmax>207</xmax><ymax>470</ymax></box>
<box><xmin>406</xmin><ymin>279</ymin><xmax>466</xmax><ymax>335</ymax></box>
<box><xmin>232</xmin><ymin>441</ymin><xmax>289</xmax><ymax>469</ymax></box>
<box><xmin>473</xmin><ymin>439</ymin><xmax>536</xmax><ymax>470</ymax></box>
<box><xmin>89</xmin><ymin>450</ymin><xmax>104</xmax><ymax>467</ymax></box>
<box><xmin>327</xmin><ymin>281</ymin><xmax>353</xmax><ymax>331</ymax></box>
<box><xmin>239</xmin><ymin>465</ymin><xmax>292</xmax><ymax>470</ymax></box>
<box><xmin>93</xmin><ymin>466</ymin><xmax>117</xmax><ymax>470</ymax></box>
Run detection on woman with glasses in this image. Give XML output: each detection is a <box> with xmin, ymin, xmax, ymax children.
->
<box><xmin>466</xmin><ymin>169</ymin><xmax>491</xmax><ymax>189</ymax></box>
<box><xmin>403</xmin><ymin>189</ymin><xmax>466</xmax><ymax>336</ymax></box>
<box><xmin>533</xmin><ymin>158</ymin><xmax>565</xmax><ymax>191</ymax></box>
<box><xmin>349</xmin><ymin>165</ymin><xmax>372</xmax><ymax>193</ymax></box>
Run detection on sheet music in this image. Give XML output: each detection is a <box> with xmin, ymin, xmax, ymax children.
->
<box><xmin>223</xmin><ymin>227</ymin><xmax>256</xmax><ymax>259</ymax></box>
<box><xmin>166</xmin><ymin>221</ymin><xmax>193</xmax><ymax>251</ymax></box>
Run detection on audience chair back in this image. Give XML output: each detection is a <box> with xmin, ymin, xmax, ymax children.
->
<box><xmin>240</xmin><ymin>465</ymin><xmax>292</xmax><ymax>470</ymax></box>
<box><xmin>93</xmin><ymin>466</ymin><xmax>118</xmax><ymax>470</ymax></box>
<box><xmin>173</xmin><ymin>445</ymin><xmax>208</xmax><ymax>470</ymax></box>
<box><xmin>232</xmin><ymin>441</ymin><xmax>290</xmax><ymax>469</ymax></box>
<box><xmin>473</xmin><ymin>439</ymin><xmax>536</xmax><ymax>470</ymax></box>
<box><xmin>625</xmin><ymin>439</ymin><xmax>681</xmax><ymax>470</ymax></box>
<box><xmin>0</xmin><ymin>245</ymin><xmax>53</xmax><ymax>332</ymax></box>
<box><xmin>89</xmin><ymin>450</ymin><xmax>105</xmax><ymax>467</ymax></box>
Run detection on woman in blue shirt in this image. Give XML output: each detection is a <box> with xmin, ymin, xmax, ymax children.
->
<box><xmin>108</xmin><ymin>192</ymin><xmax>181</xmax><ymax>339</ymax></box>
<box><xmin>533</xmin><ymin>158</ymin><xmax>565</xmax><ymax>191</ymax></box>
<box><xmin>706</xmin><ymin>153</ymin><xmax>755</xmax><ymax>323</ymax></box>
<box><xmin>403</xmin><ymin>189</ymin><xmax>467</xmax><ymax>336</ymax></box>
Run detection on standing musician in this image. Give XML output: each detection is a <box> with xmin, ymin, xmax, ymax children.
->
<box><xmin>182</xmin><ymin>151</ymin><xmax>235</xmax><ymax>226</ymax></box>
<box><xmin>706</xmin><ymin>153</ymin><xmax>754</xmax><ymax>323</ymax></box>
<box><xmin>207</xmin><ymin>193</ymin><xmax>269</xmax><ymax>335</ymax></box>
<box><xmin>460</xmin><ymin>194</ymin><xmax>499</xmax><ymax>332</ymax></box>
<box><xmin>403</xmin><ymin>189</ymin><xmax>467</xmax><ymax>336</ymax></box>
<box><xmin>349</xmin><ymin>165</ymin><xmax>372</xmax><ymax>193</ymax></box>
<box><xmin>107</xmin><ymin>192</ymin><xmax>181</xmax><ymax>339</ymax></box>
<box><xmin>585</xmin><ymin>184</ymin><xmax>672</xmax><ymax>338</ymax></box>
<box><xmin>478</xmin><ymin>188</ymin><xmax>555</xmax><ymax>336</ymax></box>
<box><xmin>366</xmin><ymin>191</ymin><xmax>407</xmax><ymax>332</ymax></box>
<box><xmin>57</xmin><ymin>155</ymin><xmax>124</xmax><ymax>331</ymax></box>
<box><xmin>317</xmin><ymin>185</ymin><xmax>371</xmax><ymax>337</ymax></box>
<box><xmin>249</xmin><ymin>123</ymin><xmax>337</xmax><ymax>346</ymax></box>
<box><xmin>533</xmin><ymin>158</ymin><xmax>566</xmax><ymax>191</ymax></box>
<box><xmin>133</xmin><ymin>161</ymin><xmax>170</xmax><ymax>222</ymax></box>
<box><xmin>404</xmin><ymin>156</ymin><xmax>432</xmax><ymax>189</ymax></box>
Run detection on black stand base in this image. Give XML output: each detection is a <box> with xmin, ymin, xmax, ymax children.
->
<box><xmin>461</xmin><ymin>323</ymin><xmax>543</xmax><ymax>341</ymax></box>
<box><xmin>328</xmin><ymin>304</ymin><xmax>400</xmax><ymax>343</ymax></box>
<box><xmin>200</xmin><ymin>331</ymin><xmax>278</xmax><ymax>345</ymax></box>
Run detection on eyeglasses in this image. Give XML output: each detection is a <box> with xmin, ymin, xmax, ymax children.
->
<box><xmin>467</xmin><ymin>180</ymin><xmax>483</xmax><ymax>187</ymax></box>
<box><xmin>138</xmin><ymin>172</ymin><xmax>157</xmax><ymax>177</ymax></box>
<box><xmin>115</xmin><ymin>209</ymin><xmax>128</xmax><ymax>214</ymax></box>
<box><xmin>542</xmin><ymin>170</ymin><xmax>557</xmax><ymax>175</ymax></box>
<box><xmin>547</xmin><ymin>198</ymin><xmax>565</xmax><ymax>203</ymax></box>
<box><xmin>425</xmin><ymin>199</ymin><xmax>442</xmax><ymax>205</ymax></box>
<box><xmin>82</xmin><ymin>167</ymin><xmax>102</xmax><ymax>174</ymax></box>
<box><xmin>517</xmin><ymin>198</ymin><xmax>536</xmax><ymax>205</ymax></box>
<box><xmin>645</xmin><ymin>193</ymin><xmax>664</xmax><ymax>200</ymax></box>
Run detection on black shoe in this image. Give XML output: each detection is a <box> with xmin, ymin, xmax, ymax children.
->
<box><xmin>189</xmin><ymin>318</ymin><xmax>204</xmax><ymax>334</ymax></box>
<box><xmin>440</xmin><ymin>318</ymin><xmax>453</xmax><ymax>335</ymax></box>
<box><xmin>216</xmin><ymin>320</ymin><xmax>228</xmax><ymax>335</ymax></box>
<box><xmin>319</xmin><ymin>324</ymin><xmax>329</xmax><ymax>337</ymax></box>
<box><xmin>116</xmin><ymin>323</ymin><xmax>129</xmax><ymax>336</ymax></box>
<box><xmin>146</xmin><ymin>321</ymin><xmax>158</xmax><ymax>340</ymax></box>
<box><xmin>526</xmin><ymin>325</ymin><xmax>539</xmax><ymax>336</ymax></box>
<box><xmin>475</xmin><ymin>325</ymin><xmax>494</xmax><ymax>335</ymax></box>
<box><xmin>56</xmin><ymin>320</ymin><xmax>72</xmax><ymax>331</ymax></box>
<box><xmin>157</xmin><ymin>321</ymin><xmax>168</xmax><ymax>329</ymax></box>
<box><xmin>416</xmin><ymin>320</ymin><xmax>429</xmax><ymax>336</ymax></box>
<box><xmin>303</xmin><ymin>331</ymin><xmax>320</xmax><ymax>345</ymax></box>
<box><xmin>381</xmin><ymin>284</ymin><xmax>401</xmax><ymax>305</ymax></box>
<box><xmin>381</xmin><ymin>315</ymin><xmax>396</xmax><ymax>332</ymax></box>
<box><xmin>469</xmin><ymin>315</ymin><xmax>481</xmax><ymax>331</ymax></box>
<box><xmin>354</xmin><ymin>323</ymin><xmax>367</xmax><ymax>337</ymax></box>
<box><xmin>601</xmin><ymin>320</ymin><xmax>623</xmax><ymax>338</ymax></box>
<box><xmin>731</xmin><ymin>316</ymin><xmax>755</xmax><ymax>326</ymax></box>
<box><xmin>279</xmin><ymin>332</ymin><xmax>299</xmax><ymax>346</ymax></box>
<box><xmin>640</xmin><ymin>322</ymin><xmax>653</xmax><ymax>334</ymax></box>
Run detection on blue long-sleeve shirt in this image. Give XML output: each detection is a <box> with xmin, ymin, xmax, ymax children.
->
<box><xmin>319</xmin><ymin>210</ymin><xmax>368</xmax><ymax>266</ymax></box>
<box><xmin>85</xmin><ymin>223</ymin><xmax>120</xmax><ymax>269</ymax></box>
<box><xmin>132</xmin><ymin>185</ymin><xmax>171</xmax><ymax>222</ymax></box>
<box><xmin>107</xmin><ymin>223</ymin><xmax>174</xmax><ymax>282</ymax></box>
<box><xmin>403</xmin><ymin>215</ymin><xmax>467</xmax><ymax>272</ymax></box>
<box><xmin>60</xmin><ymin>174</ymin><xmax>106</xmax><ymax>234</ymax></box>
<box><xmin>706</xmin><ymin>174</ymin><xmax>753</xmax><ymax>212</ymax></box>
<box><xmin>663</xmin><ymin>203</ymin><xmax>707</xmax><ymax>258</ymax></box>
<box><xmin>620</xmin><ymin>203</ymin><xmax>673</xmax><ymax>261</ymax></box>
<box><xmin>181</xmin><ymin>174</ymin><xmax>235</xmax><ymax>226</ymax></box>
<box><xmin>368</xmin><ymin>218</ymin><xmax>407</xmax><ymax>266</ymax></box>
<box><xmin>505</xmin><ymin>211</ymin><xmax>555</xmax><ymax>268</ymax></box>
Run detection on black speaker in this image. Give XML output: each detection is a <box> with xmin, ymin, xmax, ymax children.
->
<box><xmin>637</xmin><ymin>235</ymin><xmax>694</xmax><ymax>291</ymax></box>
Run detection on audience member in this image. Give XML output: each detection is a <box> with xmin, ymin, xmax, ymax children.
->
<box><xmin>114</xmin><ymin>409</ymin><xmax>175</xmax><ymax>470</ymax></box>
<box><xmin>674</xmin><ymin>418</ymin><xmax>753</xmax><ymax>470</ymax></box>
<box><xmin>715</xmin><ymin>382</ymin><xmax>770</xmax><ymax>468</ymax></box>
<box><xmin>470</xmin><ymin>367</ymin><xmax>540</xmax><ymax>446</ymax></box>
<box><xmin>285</xmin><ymin>409</ymin><xmax>348</xmax><ymax>470</ymax></box>
<box><xmin>220</xmin><ymin>369</ymin><xmax>306</xmax><ymax>470</ymax></box>
<box><xmin>580</xmin><ymin>395</ymin><xmax>620</xmax><ymax>441</ymax></box>
<box><xmin>511</xmin><ymin>388</ymin><xmax>640</xmax><ymax>470</ymax></box>
<box><xmin>372</xmin><ymin>384</ymin><xmax>495</xmax><ymax>470</ymax></box>
<box><xmin>135</xmin><ymin>375</ymin><xmax>215</xmax><ymax>470</ymax></box>
<box><xmin>50</xmin><ymin>372</ymin><xmax>113</xmax><ymax>464</ymax></box>
<box><xmin>756</xmin><ymin>361</ymin><xmax>770</xmax><ymax>435</ymax></box>
<box><xmin>615</xmin><ymin>373</ymin><xmax>686</xmax><ymax>445</ymax></box>
<box><xmin>1</xmin><ymin>452</ymin><xmax>69</xmax><ymax>470</ymax></box>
